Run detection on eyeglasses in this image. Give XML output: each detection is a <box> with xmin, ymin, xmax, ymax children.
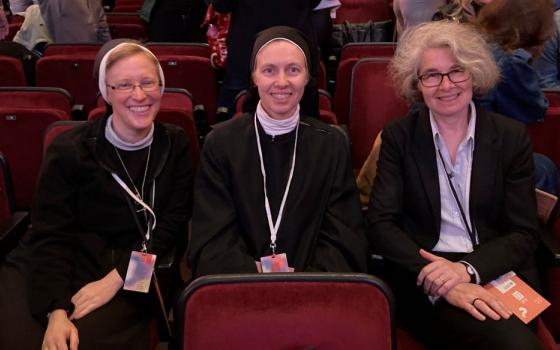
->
<box><xmin>417</xmin><ymin>69</ymin><xmax>470</xmax><ymax>87</ymax></box>
<box><xmin>106</xmin><ymin>80</ymin><xmax>161</xmax><ymax>93</ymax></box>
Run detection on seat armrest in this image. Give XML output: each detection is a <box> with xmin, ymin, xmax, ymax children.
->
<box><xmin>0</xmin><ymin>211</ymin><xmax>30</xmax><ymax>259</ymax></box>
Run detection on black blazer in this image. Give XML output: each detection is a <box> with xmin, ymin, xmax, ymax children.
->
<box><xmin>366</xmin><ymin>105</ymin><xmax>539</xmax><ymax>288</ymax></box>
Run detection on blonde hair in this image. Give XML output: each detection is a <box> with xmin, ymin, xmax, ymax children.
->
<box><xmin>390</xmin><ymin>21</ymin><xmax>499</xmax><ymax>103</ymax></box>
<box><xmin>105</xmin><ymin>43</ymin><xmax>160</xmax><ymax>73</ymax></box>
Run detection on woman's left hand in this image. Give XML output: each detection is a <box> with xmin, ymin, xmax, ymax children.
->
<box><xmin>69</xmin><ymin>269</ymin><xmax>124</xmax><ymax>320</ymax></box>
<box><xmin>416</xmin><ymin>249</ymin><xmax>471</xmax><ymax>297</ymax></box>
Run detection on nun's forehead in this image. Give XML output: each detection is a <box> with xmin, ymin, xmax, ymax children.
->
<box><xmin>254</xmin><ymin>38</ymin><xmax>307</xmax><ymax>66</ymax></box>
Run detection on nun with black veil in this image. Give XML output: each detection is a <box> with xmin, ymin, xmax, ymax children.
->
<box><xmin>189</xmin><ymin>26</ymin><xmax>367</xmax><ymax>277</ymax></box>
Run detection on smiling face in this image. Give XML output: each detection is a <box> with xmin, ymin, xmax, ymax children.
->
<box><xmin>106</xmin><ymin>52</ymin><xmax>161</xmax><ymax>143</ymax></box>
<box><xmin>417</xmin><ymin>47</ymin><xmax>473</xmax><ymax>122</ymax></box>
<box><xmin>252</xmin><ymin>40</ymin><xmax>309</xmax><ymax>120</ymax></box>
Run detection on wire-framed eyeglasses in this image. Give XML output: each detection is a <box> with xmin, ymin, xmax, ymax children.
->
<box><xmin>417</xmin><ymin>69</ymin><xmax>470</xmax><ymax>87</ymax></box>
<box><xmin>106</xmin><ymin>80</ymin><xmax>161</xmax><ymax>93</ymax></box>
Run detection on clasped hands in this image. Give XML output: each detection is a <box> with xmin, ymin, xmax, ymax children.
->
<box><xmin>42</xmin><ymin>269</ymin><xmax>124</xmax><ymax>350</ymax></box>
<box><xmin>417</xmin><ymin>249</ymin><xmax>512</xmax><ymax>321</ymax></box>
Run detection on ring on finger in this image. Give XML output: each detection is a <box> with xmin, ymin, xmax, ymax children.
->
<box><xmin>472</xmin><ymin>298</ymin><xmax>483</xmax><ymax>306</ymax></box>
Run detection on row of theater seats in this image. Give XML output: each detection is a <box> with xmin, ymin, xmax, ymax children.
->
<box><xmin>1</xmin><ymin>164</ymin><xmax>558</xmax><ymax>350</ymax></box>
<box><xmin>1</xmin><ymin>41</ymin><xmax>560</xmax><ymax>349</ymax></box>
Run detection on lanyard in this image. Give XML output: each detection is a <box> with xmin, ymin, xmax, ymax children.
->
<box><xmin>437</xmin><ymin>149</ymin><xmax>478</xmax><ymax>248</ymax></box>
<box><xmin>112</xmin><ymin>173</ymin><xmax>157</xmax><ymax>245</ymax></box>
<box><xmin>254</xmin><ymin>114</ymin><xmax>299</xmax><ymax>255</ymax></box>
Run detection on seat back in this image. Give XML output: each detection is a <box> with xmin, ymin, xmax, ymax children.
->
<box><xmin>0</xmin><ymin>108</ymin><xmax>70</xmax><ymax>209</ymax></box>
<box><xmin>0</xmin><ymin>87</ymin><xmax>73</xmax><ymax>115</ymax></box>
<box><xmin>112</xmin><ymin>0</ymin><xmax>143</xmax><ymax>12</ymax></box>
<box><xmin>334</xmin><ymin>57</ymin><xmax>359</xmax><ymax>125</ymax></box>
<box><xmin>145</xmin><ymin>42</ymin><xmax>211</xmax><ymax>59</ymax></box>
<box><xmin>349</xmin><ymin>58</ymin><xmax>408</xmax><ymax>170</ymax></box>
<box><xmin>175</xmin><ymin>273</ymin><xmax>396</xmax><ymax>350</ymax></box>
<box><xmin>340</xmin><ymin>42</ymin><xmax>397</xmax><ymax>61</ymax></box>
<box><xmin>334</xmin><ymin>0</ymin><xmax>392</xmax><ymax>23</ymax></box>
<box><xmin>0</xmin><ymin>56</ymin><xmax>26</xmax><ymax>86</ymax></box>
<box><xmin>36</xmin><ymin>55</ymin><xmax>97</xmax><ymax>113</ymax></box>
<box><xmin>106</xmin><ymin>12</ymin><xmax>148</xmax><ymax>41</ymax></box>
<box><xmin>157</xmin><ymin>55</ymin><xmax>218</xmax><ymax>124</ymax></box>
<box><xmin>43</xmin><ymin>121</ymin><xmax>86</xmax><ymax>156</ymax></box>
<box><xmin>527</xmin><ymin>88</ymin><xmax>560</xmax><ymax>168</ymax></box>
<box><xmin>43</xmin><ymin>43</ymin><xmax>102</xmax><ymax>57</ymax></box>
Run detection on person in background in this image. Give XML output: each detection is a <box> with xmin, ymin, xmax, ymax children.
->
<box><xmin>189</xmin><ymin>26</ymin><xmax>366</xmax><ymax>277</ymax></box>
<box><xmin>211</xmin><ymin>0</ymin><xmax>320</xmax><ymax>120</ymax></box>
<box><xmin>140</xmin><ymin>0</ymin><xmax>206</xmax><ymax>42</ymax></box>
<box><xmin>0</xmin><ymin>41</ymin><xmax>192</xmax><ymax>350</ymax></box>
<box><xmin>37</xmin><ymin>0</ymin><xmax>110</xmax><ymax>43</ymax></box>
<box><xmin>474</xmin><ymin>0</ymin><xmax>558</xmax><ymax>195</ymax></box>
<box><xmin>0</xmin><ymin>5</ymin><xmax>8</xmax><ymax>40</ymax></box>
<box><xmin>368</xmin><ymin>21</ymin><xmax>543</xmax><ymax>350</ymax></box>
<box><xmin>533</xmin><ymin>0</ymin><xmax>560</xmax><ymax>88</ymax></box>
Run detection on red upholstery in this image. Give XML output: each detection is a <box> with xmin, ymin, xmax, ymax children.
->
<box><xmin>0</xmin><ymin>56</ymin><xmax>26</xmax><ymax>86</ymax></box>
<box><xmin>109</xmin><ymin>23</ymin><xmax>148</xmax><ymax>41</ymax></box>
<box><xmin>42</xmin><ymin>121</ymin><xmax>86</xmax><ymax>156</ymax></box>
<box><xmin>157</xmin><ymin>55</ymin><xmax>218</xmax><ymax>124</ymax></box>
<box><xmin>349</xmin><ymin>58</ymin><xmax>408</xmax><ymax>170</ymax></box>
<box><xmin>0</xmin><ymin>87</ymin><xmax>73</xmax><ymax>115</ymax></box>
<box><xmin>527</xmin><ymin>89</ymin><xmax>560</xmax><ymax>168</ymax></box>
<box><xmin>340</xmin><ymin>42</ymin><xmax>397</xmax><ymax>61</ymax></box>
<box><xmin>0</xmin><ymin>87</ymin><xmax>72</xmax><ymax>209</ymax></box>
<box><xmin>36</xmin><ymin>55</ymin><xmax>97</xmax><ymax>113</ymax></box>
<box><xmin>318</xmin><ymin>89</ymin><xmax>333</xmax><ymax>111</ymax></box>
<box><xmin>43</xmin><ymin>43</ymin><xmax>102</xmax><ymax>57</ymax></box>
<box><xmin>334</xmin><ymin>57</ymin><xmax>359</xmax><ymax>125</ymax></box>
<box><xmin>106</xmin><ymin>12</ymin><xmax>147</xmax><ymax>26</ymax></box>
<box><xmin>318</xmin><ymin>60</ymin><xmax>327</xmax><ymax>91</ymax></box>
<box><xmin>146</xmin><ymin>43</ymin><xmax>211</xmax><ymax>59</ymax></box>
<box><xmin>0</xmin><ymin>109</ymin><xmax>69</xmax><ymax>209</ymax></box>
<box><xmin>112</xmin><ymin>4</ymin><xmax>142</xmax><ymax>12</ymax></box>
<box><xmin>175</xmin><ymin>273</ymin><xmax>396</xmax><ymax>350</ymax></box>
<box><xmin>334</xmin><ymin>0</ymin><xmax>392</xmax><ymax>23</ymax></box>
<box><xmin>112</xmin><ymin>0</ymin><xmax>143</xmax><ymax>12</ymax></box>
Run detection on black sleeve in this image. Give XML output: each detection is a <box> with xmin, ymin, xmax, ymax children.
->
<box><xmin>27</xmin><ymin>138</ymin><xmax>79</xmax><ymax>324</ymax></box>
<box><xmin>461</xmin><ymin>125</ymin><xmax>539</xmax><ymax>284</ymax></box>
<box><xmin>188</xmin><ymin>132</ymin><xmax>258</xmax><ymax>276</ymax></box>
<box><xmin>306</xmin><ymin>128</ymin><xmax>368</xmax><ymax>272</ymax></box>
<box><xmin>366</xmin><ymin>123</ymin><xmax>428</xmax><ymax>275</ymax></box>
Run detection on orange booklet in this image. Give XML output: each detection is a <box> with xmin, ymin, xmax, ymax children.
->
<box><xmin>484</xmin><ymin>271</ymin><xmax>550</xmax><ymax>324</ymax></box>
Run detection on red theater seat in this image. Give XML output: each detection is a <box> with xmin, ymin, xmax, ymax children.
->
<box><xmin>0</xmin><ymin>56</ymin><xmax>26</xmax><ymax>86</ymax></box>
<box><xmin>175</xmin><ymin>273</ymin><xmax>396</xmax><ymax>350</ymax></box>
<box><xmin>145</xmin><ymin>42</ymin><xmax>211</xmax><ymax>59</ymax></box>
<box><xmin>349</xmin><ymin>57</ymin><xmax>409</xmax><ymax>170</ymax></box>
<box><xmin>0</xmin><ymin>87</ymin><xmax>72</xmax><ymax>210</ymax></box>
<box><xmin>334</xmin><ymin>0</ymin><xmax>392</xmax><ymax>23</ymax></box>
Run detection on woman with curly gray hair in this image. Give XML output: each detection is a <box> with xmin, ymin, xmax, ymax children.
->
<box><xmin>367</xmin><ymin>21</ymin><xmax>544</xmax><ymax>349</ymax></box>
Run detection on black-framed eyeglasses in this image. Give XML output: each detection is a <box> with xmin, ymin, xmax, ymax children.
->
<box><xmin>106</xmin><ymin>80</ymin><xmax>161</xmax><ymax>93</ymax></box>
<box><xmin>417</xmin><ymin>69</ymin><xmax>470</xmax><ymax>87</ymax></box>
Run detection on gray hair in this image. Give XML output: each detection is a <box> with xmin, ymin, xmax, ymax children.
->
<box><xmin>390</xmin><ymin>21</ymin><xmax>499</xmax><ymax>103</ymax></box>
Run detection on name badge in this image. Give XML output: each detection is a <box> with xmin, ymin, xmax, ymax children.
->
<box><xmin>260</xmin><ymin>253</ymin><xmax>290</xmax><ymax>273</ymax></box>
<box><xmin>123</xmin><ymin>251</ymin><xmax>156</xmax><ymax>293</ymax></box>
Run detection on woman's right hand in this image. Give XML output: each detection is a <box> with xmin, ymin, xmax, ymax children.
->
<box><xmin>42</xmin><ymin>309</ymin><xmax>79</xmax><ymax>350</ymax></box>
<box><xmin>443</xmin><ymin>283</ymin><xmax>512</xmax><ymax>321</ymax></box>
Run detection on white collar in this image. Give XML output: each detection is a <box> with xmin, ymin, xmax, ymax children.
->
<box><xmin>256</xmin><ymin>101</ymin><xmax>300</xmax><ymax>136</ymax></box>
<box><xmin>105</xmin><ymin>115</ymin><xmax>154</xmax><ymax>151</ymax></box>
